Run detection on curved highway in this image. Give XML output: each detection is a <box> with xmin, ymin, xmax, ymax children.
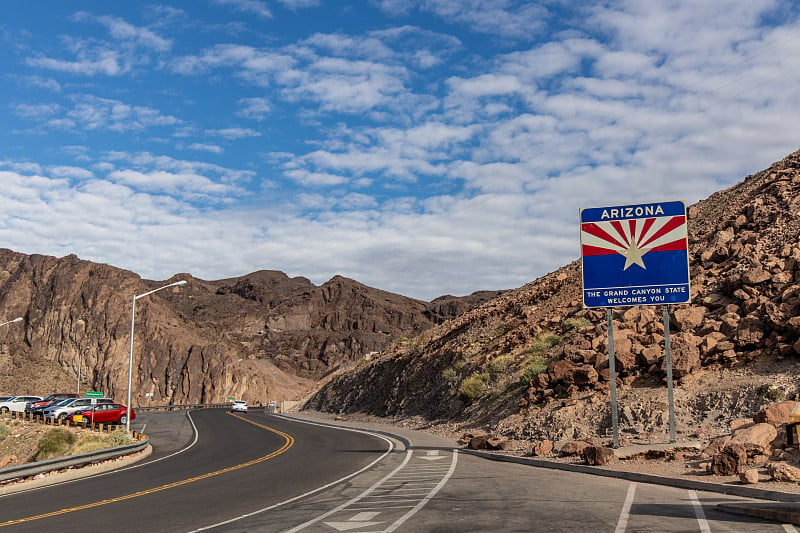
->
<box><xmin>0</xmin><ymin>409</ymin><xmax>397</xmax><ymax>531</ymax></box>
<box><xmin>0</xmin><ymin>409</ymin><xmax>794</xmax><ymax>532</ymax></box>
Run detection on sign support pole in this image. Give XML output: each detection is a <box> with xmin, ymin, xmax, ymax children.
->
<box><xmin>607</xmin><ymin>308</ymin><xmax>619</xmax><ymax>448</ymax></box>
<box><xmin>662</xmin><ymin>305</ymin><xmax>676</xmax><ymax>443</ymax></box>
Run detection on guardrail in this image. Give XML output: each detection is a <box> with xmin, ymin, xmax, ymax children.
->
<box><xmin>0</xmin><ymin>438</ymin><xmax>150</xmax><ymax>484</ymax></box>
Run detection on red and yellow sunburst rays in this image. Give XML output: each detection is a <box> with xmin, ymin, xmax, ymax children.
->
<box><xmin>581</xmin><ymin>215</ymin><xmax>686</xmax><ymax>271</ymax></box>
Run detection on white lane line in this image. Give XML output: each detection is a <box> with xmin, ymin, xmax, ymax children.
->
<box><xmin>688</xmin><ymin>491</ymin><xmax>711</xmax><ymax>533</ymax></box>
<box><xmin>282</xmin><ymin>449</ymin><xmax>414</xmax><ymax>532</ymax></box>
<box><xmin>382</xmin><ymin>450</ymin><xmax>458</xmax><ymax>533</ymax></box>
<box><xmin>614</xmin><ymin>482</ymin><xmax>637</xmax><ymax>533</ymax></box>
<box><xmin>191</xmin><ymin>419</ymin><xmax>397</xmax><ymax>532</ymax></box>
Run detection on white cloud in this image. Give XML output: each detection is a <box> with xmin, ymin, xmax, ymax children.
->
<box><xmin>188</xmin><ymin>143</ymin><xmax>224</xmax><ymax>153</ymax></box>
<box><xmin>73</xmin><ymin>12</ymin><xmax>172</xmax><ymax>51</ymax></box>
<box><xmin>56</xmin><ymin>95</ymin><xmax>182</xmax><ymax>132</ymax></box>
<box><xmin>27</xmin><ymin>50</ymin><xmax>125</xmax><ymax>76</ymax></box>
<box><xmin>236</xmin><ymin>97</ymin><xmax>271</xmax><ymax>120</ymax></box>
<box><xmin>278</xmin><ymin>0</ymin><xmax>321</xmax><ymax>8</ymax></box>
<box><xmin>47</xmin><ymin>166</ymin><xmax>95</xmax><ymax>180</ymax></box>
<box><xmin>206</xmin><ymin>128</ymin><xmax>262</xmax><ymax>139</ymax></box>
<box><xmin>12</xmin><ymin>103</ymin><xmax>61</xmax><ymax>119</ymax></box>
<box><xmin>212</xmin><ymin>0</ymin><xmax>272</xmax><ymax>19</ymax></box>
<box><xmin>107</xmin><ymin>169</ymin><xmax>233</xmax><ymax>198</ymax></box>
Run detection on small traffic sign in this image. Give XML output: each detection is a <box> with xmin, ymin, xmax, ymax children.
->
<box><xmin>85</xmin><ymin>391</ymin><xmax>103</xmax><ymax>398</ymax></box>
<box><xmin>580</xmin><ymin>201</ymin><xmax>690</xmax><ymax>308</ymax></box>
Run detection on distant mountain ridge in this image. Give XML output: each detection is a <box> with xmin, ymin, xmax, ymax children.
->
<box><xmin>0</xmin><ymin>250</ymin><xmax>503</xmax><ymax>405</ymax></box>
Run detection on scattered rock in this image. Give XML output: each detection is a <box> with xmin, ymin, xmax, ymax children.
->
<box><xmin>710</xmin><ymin>444</ymin><xmax>748</xmax><ymax>476</ymax></box>
<box><xmin>531</xmin><ymin>439</ymin><xmax>553</xmax><ymax>456</ymax></box>
<box><xmin>768</xmin><ymin>462</ymin><xmax>800</xmax><ymax>483</ymax></box>
<box><xmin>583</xmin><ymin>446</ymin><xmax>616</xmax><ymax>466</ymax></box>
<box><xmin>739</xmin><ymin>468</ymin><xmax>760</xmax><ymax>484</ymax></box>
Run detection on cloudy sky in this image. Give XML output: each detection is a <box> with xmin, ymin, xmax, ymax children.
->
<box><xmin>1</xmin><ymin>1</ymin><xmax>799</xmax><ymax>301</ymax></box>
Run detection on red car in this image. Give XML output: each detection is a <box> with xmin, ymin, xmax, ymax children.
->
<box><xmin>68</xmin><ymin>403</ymin><xmax>135</xmax><ymax>425</ymax></box>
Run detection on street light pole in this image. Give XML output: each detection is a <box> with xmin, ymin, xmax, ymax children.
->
<box><xmin>223</xmin><ymin>358</ymin><xmax>243</xmax><ymax>403</ymax></box>
<box><xmin>127</xmin><ymin>280</ymin><xmax>186</xmax><ymax>432</ymax></box>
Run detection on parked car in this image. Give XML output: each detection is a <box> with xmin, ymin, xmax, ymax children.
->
<box><xmin>67</xmin><ymin>403</ymin><xmax>134</xmax><ymax>425</ymax></box>
<box><xmin>43</xmin><ymin>397</ymin><xmax>113</xmax><ymax>420</ymax></box>
<box><xmin>0</xmin><ymin>396</ymin><xmax>43</xmax><ymax>414</ymax></box>
<box><xmin>25</xmin><ymin>393</ymin><xmax>78</xmax><ymax>415</ymax></box>
<box><xmin>231</xmin><ymin>400</ymin><xmax>247</xmax><ymax>413</ymax></box>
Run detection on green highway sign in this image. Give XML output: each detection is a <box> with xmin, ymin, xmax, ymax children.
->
<box><xmin>85</xmin><ymin>391</ymin><xmax>103</xmax><ymax>397</ymax></box>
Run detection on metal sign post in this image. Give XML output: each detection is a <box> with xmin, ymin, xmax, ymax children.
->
<box><xmin>663</xmin><ymin>305</ymin><xmax>676</xmax><ymax>442</ymax></box>
<box><xmin>607</xmin><ymin>308</ymin><xmax>619</xmax><ymax>448</ymax></box>
<box><xmin>580</xmin><ymin>201</ymin><xmax>690</xmax><ymax>445</ymax></box>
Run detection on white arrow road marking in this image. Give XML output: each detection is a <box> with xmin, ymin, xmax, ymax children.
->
<box><xmin>419</xmin><ymin>450</ymin><xmax>444</xmax><ymax>460</ymax></box>
<box><xmin>325</xmin><ymin>512</ymin><xmax>383</xmax><ymax>531</ymax></box>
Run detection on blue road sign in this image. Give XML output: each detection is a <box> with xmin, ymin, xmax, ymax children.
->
<box><xmin>580</xmin><ymin>201</ymin><xmax>690</xmax><ymax>308</ymax></box>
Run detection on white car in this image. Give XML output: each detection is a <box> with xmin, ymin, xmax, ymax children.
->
<box><xmin>231</xmin><ymin>400</ymin><xmax>247</xmax><ymax>413</ymax></box>
<box><xmin>0</xmin><ymin>396</ymin><xmax>43</xmax><ymax>413</ymax></box>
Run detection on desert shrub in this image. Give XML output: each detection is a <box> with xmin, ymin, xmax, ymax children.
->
<box><xmin>761</xmin><ymin>385</ymin><xmax>786</xmax><ymax>403</ymax></box>
<box><xmin>519</xmin><ymin>355</ymin><xmax>548</xmax><ymax>385</ymax></box>
<box><xmin>459</xmin><ymin>374</ymin><xmax>488</xmax><ymax>402</ymax></box>
<box><xmin>453</xmin><ymin>360</ymin><xmax>466</xmax><ymax>371</ymax></box>
<box><xmin>36</xmin><ymin>428</ymin><xmax>76</xmax><ymax>461</ymax></box>
<box><xmin>565</xmin><ymin>316</ymin><xmax>592</xmax><ymax>329</ymax></box>
<box><xmin>0</xmin><ymin>422</ymin><xmax>10</xmax><ymax>441</ymax></box>
<box><xmin>490</xmin><ymin>355</ymin><xmax>514</xmax><ymax>374</ymax></box>
<box><xmin>527</xmin><ymin>330</ymin><xmax>560</xmax><ymax>357</ymax></box>
<box><xmin>442</xmin><ymin>367</ymin><xmax>458</xmax><ymax>382</ymax></box>
<box><xmin>108</xmin><ymin>427</ymin><xmax>133</xmax><ymax>447</ymax></box>
<box><xmin>72</xmin><ymin>433</ymin><xmax>110</xmax><ymax>455</ymax></box>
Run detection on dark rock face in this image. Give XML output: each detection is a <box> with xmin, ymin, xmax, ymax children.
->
<box><xmin>0</xmin><ymin>253</ymin><xmax>499</xmax><ymax>406</ymax></box>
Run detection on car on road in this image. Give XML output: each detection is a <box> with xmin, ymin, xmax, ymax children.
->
<box><xmin>25</xmin><ymin>393</ymin><xmax>78</xmax><ymax>415</ymax></box>
<box><xmin>67</xmin><ymin>403</ymin><xmax>135</xmax><ymax>425</ymax></box>
<box><xmin>231</xmin><ymin>400</ymin><xmax>247</xmax><ymax>413</ymax></box>
<box><xmin>0</xmin><ymin>396</ymin><xmax>43</xmax><ymax>413</ymax></box>
<box><xmin>43</xmin><ymin>397</ymin><xmax>113</xmax><ymax>420</ymax></box>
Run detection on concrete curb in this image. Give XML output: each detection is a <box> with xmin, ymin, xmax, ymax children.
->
<box><xmin>460</xmin><ymin>449</ymin><xmax>800</xmax><ymax>502</ymax></box>
<box><xmin>716</xmin><ymin>502</ymin><xmax>800</xmax><ymax>525</ymax></box>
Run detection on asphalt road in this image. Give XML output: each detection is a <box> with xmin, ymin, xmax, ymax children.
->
<box><xmin>0</xmin><ymin>409</ymin><xmax>393</xmax><ymax>532</ymax></box>
<box><xmin>0</xmin><ymin>410</ymin><xmax>794</xmax><ymax>532</ymax></box>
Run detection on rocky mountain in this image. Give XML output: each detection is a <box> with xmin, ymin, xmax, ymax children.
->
<box><xmin>305</xmin><ymin>149</ymin><xmax>800</xmax><ymax>446</ymax></box>
<box><xmin>0</xmin><ymin>251</ymin><xmax>500</xmax><ymax>406</ymax></box>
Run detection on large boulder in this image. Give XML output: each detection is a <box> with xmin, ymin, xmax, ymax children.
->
<box><xmin>754</xmin><ymin>401</ymin><xmax>797</xmax><ymax>427</ymax></box>
<box><xmin>710</xmin><ymin>444</ymin><xmax>748</xmax><ymax>475</ymax></box>
<box><xmin>728</xmin><ymin>423</ymin><xmax>778</xmax><ymax>456</ymax></box>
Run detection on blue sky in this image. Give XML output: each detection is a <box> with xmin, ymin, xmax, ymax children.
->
<box><xmin>1</xmin><ymin>0</ymin><xmax>799</xmax><ymax>301</ymax></box>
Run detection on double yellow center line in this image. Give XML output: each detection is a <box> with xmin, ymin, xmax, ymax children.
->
<box><xmin>0</xmin><ymin>413</ymin><xmax>294</xmax><ymax>527</ymax></box>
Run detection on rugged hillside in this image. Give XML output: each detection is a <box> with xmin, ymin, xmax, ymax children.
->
<box><xmin>305</xmin><ymin>149</ymin><xmax>800</xmax><ymax>444</ymax></box>
<box><xmin>0</xmin><ymin>253</ymin><xmax>499</xmax><ymax>406</ymax></box>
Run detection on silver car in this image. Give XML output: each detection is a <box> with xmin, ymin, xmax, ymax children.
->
<box><xmin>43</xmin><ymin>397</ymin><xmax>113</xmax><ymax>420</ymax></box>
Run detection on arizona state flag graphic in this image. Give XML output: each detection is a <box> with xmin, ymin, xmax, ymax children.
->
<box><xmin>580</xmin><ymin>201</ymin><xmax>690</xmax><ymax>308</ymax></box>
